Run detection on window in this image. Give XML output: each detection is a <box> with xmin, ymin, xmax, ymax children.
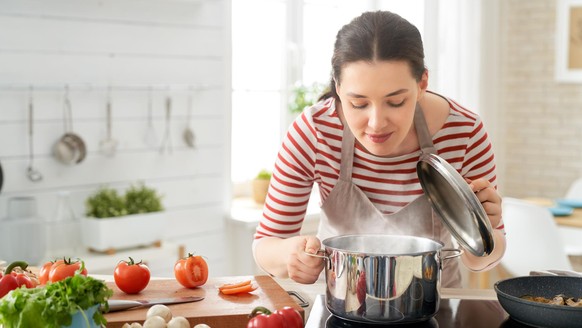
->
<box><xmin>231</xmin><ymin>1</ymin><xmax>431</xmax><ymax>195</ymax></box>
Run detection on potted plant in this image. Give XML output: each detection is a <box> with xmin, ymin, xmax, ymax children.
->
<box><xmin>288</xmin><ymin>82</ymin><xmax>327</xmax><ymax>115</ymax></box>
<box><xmin>252</xmin><ymin>169</ymin><xmax>272</xmax><ymax>205</ymax></box>
<box><xmin>81</xmin><ymin>183</ymin><xmax>165</xmax><ymax>253</ymax></box>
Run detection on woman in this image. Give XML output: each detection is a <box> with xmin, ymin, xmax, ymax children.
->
<box><xmin>253</xmin><ymin>11</ymin><xmax>506</xmax><ymax>287</ymax></box>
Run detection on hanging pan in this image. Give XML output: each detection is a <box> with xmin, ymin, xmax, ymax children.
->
<box><xmin>53</xmin><ymin>87</ymin><xmax>87</xmax><ymax>165</ymax></box>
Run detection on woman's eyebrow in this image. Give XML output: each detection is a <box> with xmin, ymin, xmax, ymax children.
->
<box><xmin>346</xmin><ymin>89</ymin><xmax>408</xmax><ymax>98</ymax></box>
<box><xmin>385</xmin><ymin>89</ymin><xmax>408</xmax><ymax>97</ymax></box>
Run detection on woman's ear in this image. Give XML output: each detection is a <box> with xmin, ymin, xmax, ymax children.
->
<box><xmin>418</xmin><ymin>70</ymin><xmax>429</xmax><ymax>98</ymax></box>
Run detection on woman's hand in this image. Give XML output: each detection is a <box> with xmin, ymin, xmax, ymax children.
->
<box><xmin>285</xmin><ymin>236</ymin><xmax>325</xmax><ymax>284</ymax></box>
<box><xmin>461</xmin><ymin>178</ymin><xmax>506</xmax><ymax>271</ymax></box>
<box><xmin>467</xmin><ymin>178</ymin><xmax>502</xmax><ymax>229</ymax></box>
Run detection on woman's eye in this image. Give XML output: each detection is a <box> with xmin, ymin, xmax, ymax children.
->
<box><xmin>351</xmin><ymin>103</ymin><xmax>368</xmax><ymax>109</ymax></box>
<box><xmin>388</xmin><ymin>100</ymin><xmax>405</xmax><ymax>107</ymax></box>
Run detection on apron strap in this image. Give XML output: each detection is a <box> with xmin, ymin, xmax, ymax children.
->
<box><xmin>339</xmin><ymin>108</ymin><xmax>356</xmax><ymax>182</ymax></box>
<box><xmin>413</xmin><ymin>102</ymin><xmax>438</xmax><ymax>155</ymax></box>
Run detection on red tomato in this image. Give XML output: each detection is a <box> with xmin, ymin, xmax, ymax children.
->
<box><xmin>48</xmin><ymin>258</ymin><xmax>87</xmax><ymax>283</ymax></box>
<box><xmin>114</xmin><ymin>257</ymin><xmax>151</xmax><ymax>294</ymax></box>
<box><xmin>39</xmin><ymin>260</ymin><xmax>59</xmax><ymax>285</ymax></box>
<box><xmin>174</xmin><ymin>253</ymin><xmax>208</xmax><ymax>288</ymax></box>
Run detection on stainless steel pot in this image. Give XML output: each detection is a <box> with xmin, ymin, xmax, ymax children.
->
<box><xmin>309</xmin><ymin>234</ymin><xmax>462</xmax><ymax>324</ymax></box>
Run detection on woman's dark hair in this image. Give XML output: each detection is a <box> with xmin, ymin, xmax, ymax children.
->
<box><xmin>319</xmin><ymin>11</ymin><xmax>425</xmax><ymax>101</ymax></box>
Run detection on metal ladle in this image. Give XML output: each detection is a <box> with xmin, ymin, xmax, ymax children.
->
<box><xmin>143</xmin><ymin>87</ymin><xmax>158</xmax><ymax>149</ymax></box>
<box><xmin>159</xmin><ymin>96</ymin><xmax>173</xmax><ymax>154</ymax></box>
<box><xmin>100</xmin><ymin>88</ymin><xmax>118</xmax><ymax>157</ymax></box>
<box><xmin>26</xmin><ymin>87</ymin><xmax>43</xmax><ymax>182</ymax></box>
<box><xmin>183</xmin><ymin>90</ymin><xmax>196</xmax><ymax>148</ymax></box>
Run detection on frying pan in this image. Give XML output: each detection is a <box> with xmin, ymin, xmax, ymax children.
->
<box><xmin>494</xmin><ymin>275</ymin><xmax>582</xmax><ymax>328</ymax></box>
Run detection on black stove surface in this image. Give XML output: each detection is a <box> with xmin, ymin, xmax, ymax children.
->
<box><xmin>305</xmin><ymin>295</ymin><xmax>530</xmax><ymax>328</ymax></box>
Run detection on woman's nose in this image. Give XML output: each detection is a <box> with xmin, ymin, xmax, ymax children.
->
<box><xmin>367</xmin><ymin>105</ymin><xmax>387</xmax><ymax>130</ymax></box>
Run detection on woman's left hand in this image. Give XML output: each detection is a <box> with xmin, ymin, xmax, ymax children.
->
<box><xmin>467</xmin><ymin>178</ymin><xmax>502</xmax><ymax>229</ymax></box>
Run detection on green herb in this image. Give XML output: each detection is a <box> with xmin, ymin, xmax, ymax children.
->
<box><xmin>0</xmin><ymin>274</ymin><xmax>113</xmax><ymax>328</ymax></box>
<box><xmin>125</xmin><ymin>183</ymin><xmax>164</xmax><ymax>215</ymax></box>
<box><xmin>85</xmin><ymin>187</ymin><xmax>127</xmax><ymax>218</ymax></box>
<box><xmin>85</xmin><ymin>183</ymin><xmax>164</xmax><ymax>218</ymax></box>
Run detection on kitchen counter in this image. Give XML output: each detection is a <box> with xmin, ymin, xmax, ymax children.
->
<box><xmin>95</xmin><ymin>274</ymin><xmax>506</xmax><ymax>326</ymax></box>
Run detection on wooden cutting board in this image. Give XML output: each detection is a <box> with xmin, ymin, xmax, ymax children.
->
<box><xmin>104</xmin><ymin>275</ymin><xmax>304</xmax><ymax>328</ymax></box>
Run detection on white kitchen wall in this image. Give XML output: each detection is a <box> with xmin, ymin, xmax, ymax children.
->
<box><xmin>0</xmin><ymin>0</ymin><xmax>232</xmax><ymax>276</ymax></box>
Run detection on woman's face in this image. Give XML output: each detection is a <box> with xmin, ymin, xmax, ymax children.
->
<box><xmin>336</xmin><ymin>60</ymin><xmax>427</xmax><ymax>157</ymax></box>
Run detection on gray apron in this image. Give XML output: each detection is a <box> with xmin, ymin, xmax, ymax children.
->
<box><xmin>318</xmin><ymin>103</ymin><xmax>462</xmax><ymax>288</ymax></box>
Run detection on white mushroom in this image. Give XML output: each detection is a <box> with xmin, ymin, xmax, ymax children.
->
<box><xmin>167</xmin><ymin>316</ymin><xmax>190</xmax><ymax>328</ymax></box>
<box><xmin>193</xmin><ymin>324</ymin><xmax>211</xmax><ymax>328</ymax></box>
<box><xmin>122</xmin><ymin>324</ymin><xmax>131</xmax><ymax>328</ymax></box>
<box><xmin>143</xmin><ymin>316</ymin><xmax>167</xmax><ymax>328</ymax></box>
<box><xmin>131</xmin><ymin>324</ymin><xmax>144</xmax><ymax>328</ymax></box>
<box><xmin>146</xmin><ymin>304</ymin><xmax>172</xmax><ymax>322</ymax></box>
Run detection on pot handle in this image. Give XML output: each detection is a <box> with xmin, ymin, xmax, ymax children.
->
<box><xmin>440</xmin><ymin>248</ymin><xmax>464</xmax><ymax>262</ymax></box>
<box><xmin>304</xmin><ymin>250</ymin><xmax>328</xmax><ymax>260</ymax></box>
<box><xmin>304</xmin><ymin>250</ymin><xmax>331</xmax><ymax>270</ymax></box>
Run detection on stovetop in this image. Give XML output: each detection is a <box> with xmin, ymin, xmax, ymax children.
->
<box><xmin>305</xmin><ymin>294</ymin><xmax>534</xmax><ymax>328</ymax></box>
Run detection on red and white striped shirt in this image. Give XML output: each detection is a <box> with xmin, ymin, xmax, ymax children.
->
<box><xmin>254</xmin><ymin>96</ymin><xmax>498</xmax><ymax>240</ymax></box>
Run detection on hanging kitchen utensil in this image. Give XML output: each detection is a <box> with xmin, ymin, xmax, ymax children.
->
<box><xmin>159</xmin><ymin>96</ymin><xmax>173</xmax><ymax>154</ymax></box>
<box><xmin>26</xmin><ymin>86</ymin><xmax>43</xmax><ymax>182</ymax></box>
<box><xmin>100</xmin><ymin>88</ymin><xmax>118</xmax><ymax>157</ymax></box>
<box><xmin>183</xmin><ymin>89</ymin><xmax>196</xmax><ymax>148</ymax></box>
<box><xmin>0</xmin><ymin>159</ymin><xmax>3</xmax><ymax>193</ymax></box>
<box><xmin>143</xmin><ymin>87</ymin><xmax>158</xmax><ymax>149</ymax></box>
<box><xmin>53</xmin><ymin>86</ymin><xmax>87</xmax><ymax>165</ymax></box>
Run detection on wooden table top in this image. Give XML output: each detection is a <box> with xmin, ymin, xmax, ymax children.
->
<box><xmin>523</xmin><ymin>197</ymin><xmax>582</xmax><ymax>228</ymax></box>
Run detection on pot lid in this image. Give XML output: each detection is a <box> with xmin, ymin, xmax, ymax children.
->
<box><xmin>417</xmin><ymin>153</ymin><xmax>494</xmax><ymax>257</ymax></box>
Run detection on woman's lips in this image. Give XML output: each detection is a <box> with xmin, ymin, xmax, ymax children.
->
<box><xmin>367</xmin><ymin>133</ymin><xmax>391</xmax><ymax>143</ymax></box>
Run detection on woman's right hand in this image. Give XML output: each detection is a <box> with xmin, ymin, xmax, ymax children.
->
<box><xmin>285</xmin><ymin>235</ymin><xmax>325</xmax><ymax>284</ymax></box>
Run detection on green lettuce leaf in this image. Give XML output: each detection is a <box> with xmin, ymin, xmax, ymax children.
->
<box><xmin>0</xmin><ymin>274</ymin><xmax>113</xmax><ymax>328</ymax></box>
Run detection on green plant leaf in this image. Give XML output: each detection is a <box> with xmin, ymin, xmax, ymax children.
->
<box><xmin>125</xmin><ymin>183</ymin><xmax>164</xmax><ymax>215</ymax></box>
<box><xmin>256</xmin><ymin>169</ymin><xmax>272</xmax><ymax>180</ymax></box>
